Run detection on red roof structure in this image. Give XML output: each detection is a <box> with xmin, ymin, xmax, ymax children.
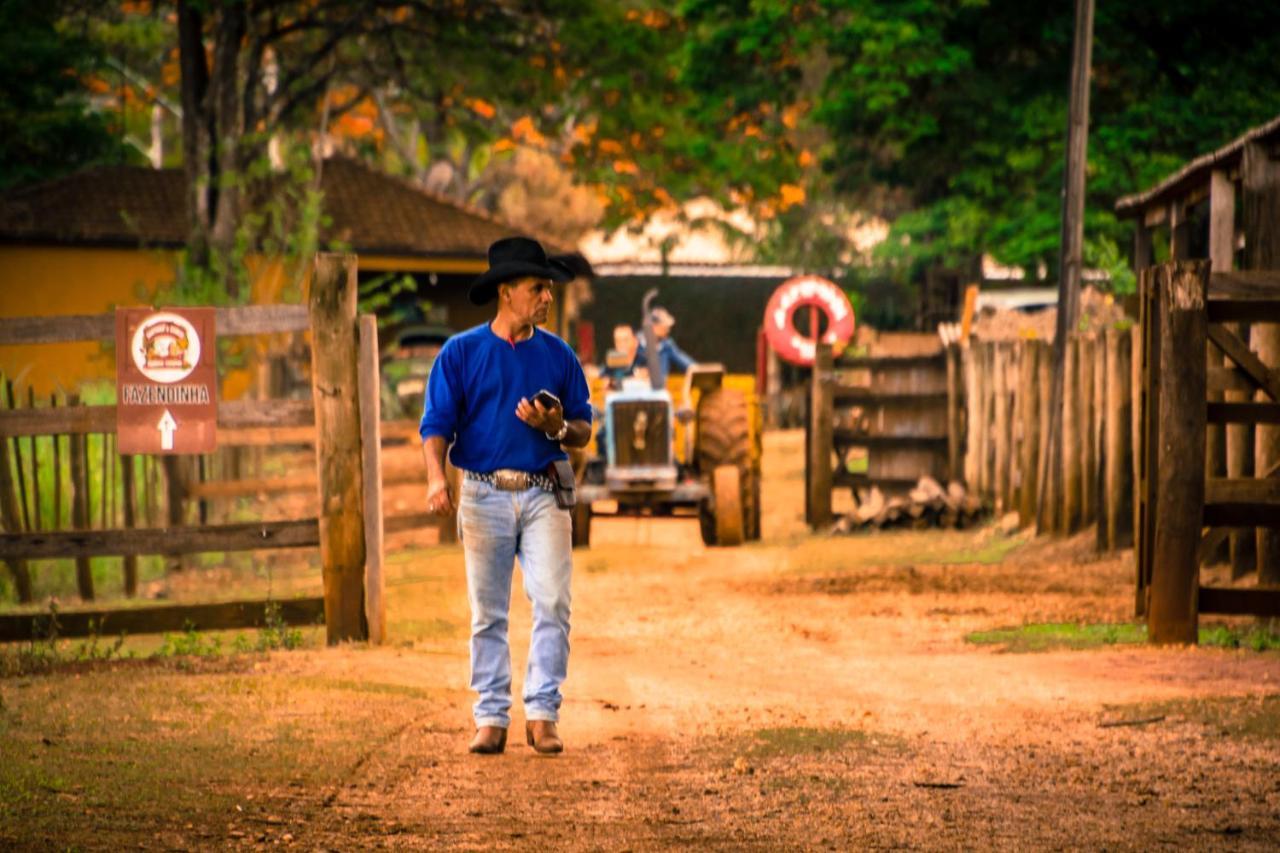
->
<box><xmin>0</xmin><ymin>156</ymin><xmax>561</xmax><ymax>257</ymax></box>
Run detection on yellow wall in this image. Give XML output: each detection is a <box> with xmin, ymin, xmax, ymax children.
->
<box><xmin>0</xmin><ymin>246</ymin><xmax>179</xmax><ymax>396</ymax></box>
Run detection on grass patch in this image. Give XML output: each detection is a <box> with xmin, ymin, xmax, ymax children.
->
<box><xmin>745</xmin><ymin>726</ymin><xmax>871</xmax><ymax>760</ymax></box>
<box><xmin>1102</xmin><ymin>694</ymin><xmax>1280</xmax><ymax>741</ymax></box>
<box><xmin>966</xmin><ymin>621</ymin><xmax>1280</xmax><ymax>653</ymax></box>
<box><xmin>935</xmin><ymin>534</ymin><xmax>1026</xmax><ymax>565</ymax></box>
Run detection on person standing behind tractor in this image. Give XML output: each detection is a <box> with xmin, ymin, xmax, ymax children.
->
<box><xmin>420</xmin><ymin>236</ymin><xmax>593</xmax><ymax>756</ymax></box>
<box><xmin>635</xmin><ymin>306</ymin><xmax>695</xmax><ymax>385</ymax></box>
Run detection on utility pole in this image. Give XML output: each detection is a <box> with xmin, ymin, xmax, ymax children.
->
<box><xmin>1038</xmin><ymin>0</ymin><xmax>1095</xmax><ymax>530</ymax></box>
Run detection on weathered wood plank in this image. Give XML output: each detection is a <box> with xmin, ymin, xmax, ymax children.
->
<box><xmin>1198</xmin><ymin>586</ymin><xmax>1280</xmax><ymax>618</ymax></box>
<box><xmin>1207</xmin><ymin>365</ymin><xmax>1262</xmax><ymax>394</ymax></box>
<box><xmin>1103</xmin><ymin>327</ymin><xmax>1134</xmax><ymax>550</ymax></box>
<box><xmin>0</xmin><ymin>596</ymin><xmax>324</xmax><ymax>642</ymax></box>
<box><xmin>0</xmin><ymin>305</ymin><xmax>309</xmax><ymax>346</ymax></box>
<box><xmin>0</xmin><ymin>518</ymin><xmax>319</xmax><ymax>559</ymax></box>
<box><xmin>217</xmin><ymin>419</ymin><xmax>420</xmax><ymax>448</ymax></box>
<box><xmin>310</xmin><ymin>254</ymin><xmax>368</xmax><ymax>644</ymax></box>
<box><xmin>836</xmin><ymin>354</ymin><xmax>946</xmax><ymax>369</ymax></box>
<box><xmin>359</xmin><ymin>314</ymin><xmax>386</xmax><ymax>645</ymax></box>
<box><xmin>1206</xmin><ymin>325</ymin><xmax>1280</xmax><ymax>401</ymax></box>
<box><xmin>1207</xmin><ymin>402</ymin><xmax>1280</xmax><ymax>424</ymax></box>
<box><xmin>831</xmin><ymin>388</ymin><xmax>949</xmax><ymax>405</ymax></box>
<box><xmin>1148</xmin><ymin>261</ymin><xmax>1208</xmax><ymax>645</ymax></box>
<box><xmin>1206</xmin><ymin>270</ymin><xmax>1280</xmax><ymax>323</ymax></box>
<box><xmin>187</xmin><ymin>465</ymin><xmax>421</xmax><ymax>499</ymax></box>
<box><xmin>832</xmin><ymin>431</ymin><xmax>949</xmax><ymax>448</ymax></box>
<box><xmin>0</xmin><ymin>398</ymin><xmax>316</xmax><ymax>438</ymax></box>
<box><xmin>1206</xmin><ymin>477</ymin><xmax>1280</xmax><ymax>504</ymax></box>
<box><xmin>807</xmin><ymin>344</ymin><xmax>834</xmax><ymax>529</ymax></box>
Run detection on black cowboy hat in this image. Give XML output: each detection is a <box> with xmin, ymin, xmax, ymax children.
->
<box><xmin>468</xmin><ymin>236</ymin><xmax>573</xmax><ymax>305</ymax></box>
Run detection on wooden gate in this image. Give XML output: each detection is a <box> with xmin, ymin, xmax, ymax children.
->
<box><xmin>1137</xmin><ymin>260</ymin><xmax>1280</xmax><ymax>642</ymax></box>
<box><xmin>0</xmin><ymin>254</ymin><xmax>387</xmax><ymax>644</ymax></box>
<box><xmin>805</xmin><ymin>340</ymin><xmax>963</xmax><ymax>528</ymax></box>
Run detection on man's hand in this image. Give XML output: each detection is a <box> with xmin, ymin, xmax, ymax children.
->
<box><xmin>426</xmin><ymin>478</ymin><xmax>454</xmax><ymax>516</ymax></box>
<box><xmin>516</xmin><ymin>397</ymin><xmax>563</xmax><ymax>435</ymax></box>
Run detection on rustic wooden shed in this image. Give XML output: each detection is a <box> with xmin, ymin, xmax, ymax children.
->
<box><xmin>1115</xmin><ymin>113</ymin><xmax>1280</xmax><ymax>636</ymax></box>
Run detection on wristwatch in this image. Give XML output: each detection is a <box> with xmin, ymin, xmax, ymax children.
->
<box><xmin>545</xmin><ymin>420</ymin><xmax>569</xmax><ymax>442</ymax></box>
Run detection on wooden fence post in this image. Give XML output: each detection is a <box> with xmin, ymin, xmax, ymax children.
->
<box><xmin>358</xmin><ymin>314</ymin><xmax>385</xmax><ymax>645</ymax></box>
<box><xmin>945</xmin><ymin>343</ymin><xmax>962</xmax><ymax>482</ymax></box>
<box><xmin>978</xmin><ymin>343</ymin><xmax>994</xmax><ymax>499</ymax></box>
<box><xmin>1080</xmin><ymin>335</ymin><xmax>1097</xmax><ymax>527</ymax></box>
<box><xmin>1037</xmin><ymin>341</ymin><xmax>1056</xmax><ymax>533</ymax></box>
<box><xmin>311</xmin><ymin>253</ymin><xmax>369</xmax><ymax>643</ymax></box>
<box><xmin>1018</xmin><ymin>340</ymin><xmax>1040</xmax><ymax>528</ymax></box>
<box><xmin>68</xmin><ymin>410</ymin><xmax>94</xmax><ymax>602</ymax></box>
<box><xmin>1148</xmin><ymin>261</ymin><xmax>1208</xmax><ymax>645</ymax></box>
<box><xmin>0</xmin><ymin>384</ymin><xmax>32</xmax><ymax>602</ymax></box>
<box><xmin>1102</xmin><ymin>326</ymin><xmax>1134</xmax><ymax>550</ymax></box>
<box><xmin>963</xmin><ymin>345</ymin><xmax>979</xmax><ymax>489</ymax></box>
<box><xmin>993</xmin><ymin>343</ymin><xmax>1011</xmax><ymax>513</ymax></box>
<box><xmin>121</xmin><ymin>453</ymin><xmax>138</xmax><ymax>597</ymax></box>
<box><xmin>807</xmin><ymin>343</ymin><xmax>833</xmax><ymax>529</ymax></box>
<box><xmin>1061</xmin><ymin>336</ymin><xmax>1081</xmax><ymax>533</ymax></box>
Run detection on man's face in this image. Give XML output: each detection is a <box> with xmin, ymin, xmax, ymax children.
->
<box><xmin>613</xmin><ymin>325</ymin><xmax>637</xmax><ymax>356</ymax></box>
<box><xmin>502</xmin><ymin>276</ymin><xmax>554</xmax><ymax>326</ymax></box>
<box><xmin>652</xmin><ymin>321</ymin><xmax>673</xmax><ymax>340</ymax></box>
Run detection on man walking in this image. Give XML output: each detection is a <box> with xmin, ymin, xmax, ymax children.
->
<box><xmin>420</xmin><ymin>236</ymin><xmax>593</xmax><ymax>755</ymax></box>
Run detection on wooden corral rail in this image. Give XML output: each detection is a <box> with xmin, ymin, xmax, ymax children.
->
<box><xmin>1136</xmin><ymin>261</ymin><xmax>1280</xmax><ymax>643</ymax></box>
<box><xmin>0</xmin><ymin>254</ymin><xmax>392</xmax><ymax>643</ymax></box>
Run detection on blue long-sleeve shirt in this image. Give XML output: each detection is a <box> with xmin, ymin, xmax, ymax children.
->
<box><xmin>419</xmin><ymin>324</ymin><xmax>592</xmax><ymax>473</ymax></box>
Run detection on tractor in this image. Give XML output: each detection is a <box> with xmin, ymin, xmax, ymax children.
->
<box><xmin>572</xmin><ymin>290</ymin><xmax>761</xmax><ymax>548</ymax></box>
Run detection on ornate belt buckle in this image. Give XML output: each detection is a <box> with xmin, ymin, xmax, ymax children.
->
<box><xmin>494</xmin><ymin>470</ymin><xmax>525</xmax><ymax>490</ymax></box>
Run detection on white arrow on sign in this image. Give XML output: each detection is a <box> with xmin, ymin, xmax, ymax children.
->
<box><xmin>157</xmin><ymin>409</ymin><xmax>177</xmax><ymax>450</ymax></box>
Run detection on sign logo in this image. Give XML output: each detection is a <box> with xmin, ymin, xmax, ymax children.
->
<box><xmin>116</xmin><ymin>307</ymin><xmax>217</xmax><ymax>455</ymax></box>
<box><xmin>132</xmin><ymin>312</ymin><xmax>201</xmax><ymax>383</ymax></box>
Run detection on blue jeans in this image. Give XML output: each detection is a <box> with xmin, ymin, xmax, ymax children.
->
<box><xmin>457</xmin><ymin>478</ymin><xmax>573</xmax><ymax>729</ymax></box>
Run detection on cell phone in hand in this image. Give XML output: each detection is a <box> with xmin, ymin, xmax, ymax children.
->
<box><xmin>533</xmin><ymin>389</ymin><xmax>561</xmax><ymax>410</ymax></box>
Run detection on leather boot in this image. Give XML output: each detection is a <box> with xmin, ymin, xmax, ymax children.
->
<box><xmin>525</xmin><ymin>720</ymin><xmax>564</xmax><ymax>755</ymax></box>
<box><xmin>469</xmin><ymin>726</ymin><xmax>507</xmax><ymax>755</ymax></box>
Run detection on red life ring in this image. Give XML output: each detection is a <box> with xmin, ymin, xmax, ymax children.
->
<box><xmin>763</xmin><ymin>275</ymin><xmax>856</xmax><ymax>366</ymax></box>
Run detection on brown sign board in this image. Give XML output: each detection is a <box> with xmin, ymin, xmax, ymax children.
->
<box><xmin>116</xmin><ymin>307</ymin><xmax>217</xmax><ymax>454</ymax></box>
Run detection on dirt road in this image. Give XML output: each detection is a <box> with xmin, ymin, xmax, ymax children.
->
<box><xmin>2</xmin><ymin>431</ymin><xmax>1278</xmax><ymax>850</ymax></box>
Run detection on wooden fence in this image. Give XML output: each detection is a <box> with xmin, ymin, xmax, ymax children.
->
<box><xmin>805</xmin><ymin>342</ymin><xmax>963</xmax><ymax>528</ymax></box>
<box><xmin>0</xmin><ymin>254</ymin><xmax>392</xmax><ymax>643</ymax></box>
<box><xmin>962</xmin><ymin>328</ymin><xmax>1137</xmax><ymax>550</ymax></box>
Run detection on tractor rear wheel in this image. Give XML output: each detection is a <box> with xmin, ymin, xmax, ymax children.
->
<box><xmin>712</xmin><ymin>465</ymin><xmax>744</xmax><ymax>546</ymax></box>
<box><xmin>696</xmin><ymin>388</ymin><xmax>758</xmax><ymax>544</ymax></box>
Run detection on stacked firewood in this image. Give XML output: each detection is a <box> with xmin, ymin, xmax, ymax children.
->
<box><xmin>832</xmin><ymin>477</ymin><xmax>986</xmax><ymax>534</ymax></box>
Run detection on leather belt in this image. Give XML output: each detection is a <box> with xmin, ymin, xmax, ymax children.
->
<box><xmin>466</xmin><ymin>469</ymin><xmax>554</xmax><ymax>492</ymax></box>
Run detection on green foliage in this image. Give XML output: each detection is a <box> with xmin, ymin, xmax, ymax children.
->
<box><xmin>0</xmin><ymin>0</ymin><xmax>134</xmax><ymax>189</ymax></box>
<box><xmin>674</xmin><ymin>0</ymin><xmax>1280</xmax><ymax>286</ymax></box>
<box><xmin>256</xmin><ymin>602</ymin><xmax>305</xmax><ymax>652</ymax></box>
<box><xmin>359</xmin><ymin>273</ymin><xmax>428</xmax><ymax>330</ymax></box>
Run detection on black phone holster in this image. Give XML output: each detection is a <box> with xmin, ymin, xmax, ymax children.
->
<box><xmin>547</xmin><ymin>459</ymin><xmax>577</xmax><ymax>509</ymax></box>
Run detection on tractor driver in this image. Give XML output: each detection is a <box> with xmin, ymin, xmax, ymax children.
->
<box><xmin>420</xmin><ymin>236</ymin><xmax>593</xmax><ymax>757</ymax></box>
<box><xmin>635</xmin><ymin>306</ymin><xmax>695</xmax><ymax>386</ymax></box>
<box><xmin>601</xmin><ymin>323</ymin><xmax>639</xmax><ymax>388</ymax></box>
